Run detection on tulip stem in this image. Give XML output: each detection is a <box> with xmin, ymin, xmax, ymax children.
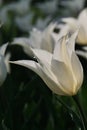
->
<box><xmin>73</xmin><ymin>95</ymin><xmax>87</xmax><ymax>130</ymax></box>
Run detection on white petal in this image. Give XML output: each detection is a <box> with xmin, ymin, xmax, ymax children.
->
<box><xmin>67</xmin><ymin>29</ymin><xmax>78</xmax><ymax>58</ymax></box>
<box><xmin>10</xmin><ymin>60</ymin><xmax>69</xmax><ymax>95</ymax></box>
<box><xmin>51</xmin><ymin>59</ymin><xmax>75</xmax><ymax>95</ymax></box>
<box><xmin>62</xmin><ymin>17</ymin><xmax>77</xmax><ymax>26</ymax></box>
<box><xmin>71</xmin><ymin>52</ymin><xmax>83</xmax><ymax>93</ymax></box>
<box><xmin>53</xmin><ymin>35</ymin><xmax>71</xmax><ymax>66</ymax></box>
<box><xmin>4</xmin><ymin>53</ymin><xmax>11</xmax><ymax>73</ymax></box>
<box><xmin>78</xmin><ymin>9</ymin><xmax>87</xmax><ymax>27</ymax></box>
<box><xmin>77</xmin><ymin>9</ymin><xmax>87</xmax><ymax>44</ymax></box>
<box><xmin>40</xmin><ymin>23</ymin><xmax>58</xmax><ymax>53</ymax></box>
<box><xmin>12</xmin><ymin>38</ymin><xmax>34</xmax><ymax>56</ymax></box>
<box><xmin>40</xmin><ymin>67</ymin><xmax>71</xmax><ymax>95</ymax></box>
<box><xmin>0</xmin><ymin>43</ymin><xmax>8</xmax><ymax>56</ymax></box>
<box><xmin>32</xmin><ymin>49</ymin><xmax>52</xmax><ymax>65</ymax></box>
<box><xmin>53</xmin><ymin>36</ymin><xmax>66</xmax><ymax>62</ymax></box>
<box><xmin>10</xmin><ymin>60</ymin><xmax>42</xmax><ymax>77</ymax></box>
<box><xmin>0</xmin><ymin>56</ymin><xmax>7</xmax><ymax>86</ymax></box>
<box><xmin>29</xmin><ymin>28</ymin><xmax>42</xmax><ymax>49</ymax></box>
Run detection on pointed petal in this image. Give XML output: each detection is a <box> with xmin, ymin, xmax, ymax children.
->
<box><xmin>10</xmin><ymin>60</ymin><xmax>69</xmax><ymax>95</ymax></box>
<box><xmin>67</xmin><ymin>29</ymin><xmax>79</xmax><ymax>58</ymax></box>
<box><xmin>53</xmin><ymin>35</ymin><xmax>70</xmax><ymax>66</ymax></box>
<box><xmin>9</xmin><ymin>60</ymin><xmax>42</xmax><ymax>77</ymax></box>
<box><xmin>53</xmin><ymin>36</ymin><xmax>66</xmax><ymax>62</ymax></box>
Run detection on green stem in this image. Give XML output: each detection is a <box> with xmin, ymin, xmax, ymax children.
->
<box><xmin>73</xmin><ymin>95</ymin><xmax>87</xmax><ymax>130</ymax></box>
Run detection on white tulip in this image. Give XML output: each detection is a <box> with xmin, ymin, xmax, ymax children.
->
<box><xmin>12</xmin><ymin>22</ymin><xmax>59</xmax><ymax>56</ymax></box>
<box><xmin>0</xmin><ymin>43</ymin><xmax>9</xmax><ymax>86</ymax></box>
<box><xmin>10</xmin><ymin>31</ymin><xmax>83</xmax><ymax>96</ymax></box>
<box><xmin>59</xmin><ymin>8</ymin><xmax>87</xmax><ymax>45</ymax></box>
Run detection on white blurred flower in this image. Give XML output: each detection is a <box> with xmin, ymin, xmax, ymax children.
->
<box><xmin>60</xmin><ymin>0</ymin><xmax>85</xmax><ymax>14</ymax></box>
<box><xmin>35</xmin><ymin>17</ymin><xmax>51</xmax><ymax>30</ymax></box>
<box><xmin>58</xmin><ymin>8</ymin><xmax>87</xmax><ymax>45</ymax></box>
<box><xmin>8</xmin><ymin>0</ymin><xmax>31</xmax><ymax>15</ymax></box>
<box><xmin>12</xmin><ymin>22</ymin><xmax>59</xmax><ymax>56</ymax></box>
<box><xmin>15</xmin><ymin>13</ymin><xmax>34</xmax><ymax>32</ymax></box>
<box><xmin>0</xmin><ymin>43</ymin><xmax>9</xmax><ymax>86</ymax></box>
<box><xmin>15</xmin><ymin>14</ymin><xmax>51</xmax><ymax>32</ymax></box>
<box><xmin>36</xmin><ymin>0</ymin><xmax>58</xmax><ymax>14</ymax></box>
<box><xmin>10</xmin><ymin>31</ymin><xmax>83</xmax><ymax>96</ymax></box>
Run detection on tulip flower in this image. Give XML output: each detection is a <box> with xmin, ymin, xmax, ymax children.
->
<box><xmin>58</xmin><ymin>8</ymin><xmax>87</xmax><ymax>45</ymax></box>
<box><xmin>10</xmin><ymin>31</ymin><xmax>83</xmax><ymax>96</ymax></box>
<box><xmin>12</xmin><ymin>22</ymin><xmax>60</xmax><ymax>56</ymax></box>
<box><xmin>0</xmin><ymin>43</ymin><xmax>9</xmax><ymax>86</ymax></box>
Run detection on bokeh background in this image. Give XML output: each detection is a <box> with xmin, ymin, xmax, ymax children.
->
<box><xmin>0</xmin><ymin>0</ymin><xmax>87</xmax><ymax>129</ymax></box>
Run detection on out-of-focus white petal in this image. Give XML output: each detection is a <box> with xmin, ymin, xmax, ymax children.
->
<box><xmin>0</xmin><ymin>43</ymin><xmax>8</xmax><ymax>56</ymax></box>
<box><xmin>29</xmin><ymin>28</ymin><xmax>42</xmax><ymax>49</ymax></box>
<box><xmin>12</xmin><ymin>37</ymin><xmax>34</xmax><ymax>56</ymax></box>
<box><xmin>78</xmin><ymin>9</ymin><xmax>87</xmax><ymax>29</ymax></box>
<box><xmin>40</xmin><ymin>22</ymin><xmax>58</xmax><ymax>53</ymax></box>
<box><xmin>36</xmin><ymin>0</ymin><xmax>58</xmax><ymax>14</ymax></box>
<box><xmin>67</xmin><ymin>29</ymin><xmax>78</xmax><ymax>58</ymax></box>
<box><xmin>4</xmin><ymin>53</ymin><xmax>11</xmax><ymax>73</ymax></box>
<box><xmin>76</xmin><ymin>50</ymin><xmax>87</xmax><ymax>59</ymax></box>
<box><xmin>77</xmin><ymin>9</ymin><xmax>87</xmax><ymax>44</ymax></box>
<box><xmin>0</xmin><ymin>56</ymin><xmax>7</xmax><ymax>86</ymax></box>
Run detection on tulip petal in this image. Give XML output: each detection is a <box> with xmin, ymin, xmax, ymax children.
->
<box><xmin>40</xmin><ymin>67</ymin><xmax>70</xmax><ymax>95</ymax></box>
<box><xmin>78</xmin><ymin>9</ymin><xmax>87</xmax><ymax>29</ymax></box>
<box><xmin>71</xmin><ymin>52</ymin><xmax>83</xmax><ymax>92</ymax></box>
<box><xmin>0</xmin><ymin>56</ymin><xmax>7</xmax><ymax>86</ymax></box>
<box><xmin>67</xmin><ymin>30</ymin><xmax>78</xmax><ymax>58</ymax></box>
<box><xmin>32</xmin><ymin>49</ymin><xmax>52</xmax><ymax>65</ymax></box>
<box><xmin>51</xmin><ymin>59</ymin><xmax>75</xmax><ymax>95</ymax></box>
<box><xmin>29</xmin><ymin>28</ymin><xmax>42</xmax><ymax>48</ymax></box>
<box><xmin>53</xmin><ymin>35</ymin><xmax>66</xmax><ymax>62</ymax></box>
<box><xmin>53</xmin><ymin>35</ymin><xmax>71</xmax><ymax>67</ymax></box>
<box><xmin>62</xmin><ymin>17</ymin><xmax>77</xmax><ymax>26</ymax></box>
<box><xmin>12</xmin><ymin>38</ymin><xmax>34</xmax><ymax>56</ymax></box>
<box><xmin>0</xmin><ymin>43</ymin><xmax>8</xmax><ymax>56</ymax></box>
<box><xmin>10</xmin><ymin>60</ymin><xmax>68</xmax><ymax>95</ymax></box>
<box><xmin>10</xmin><ymin>60</ymin><xmax>42</xmax><ymax>76</ymax></box>
<box><xmin>40</xmin><ymin>23</ymin><xmax>58</xmax><ymax>53</ymax></box>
